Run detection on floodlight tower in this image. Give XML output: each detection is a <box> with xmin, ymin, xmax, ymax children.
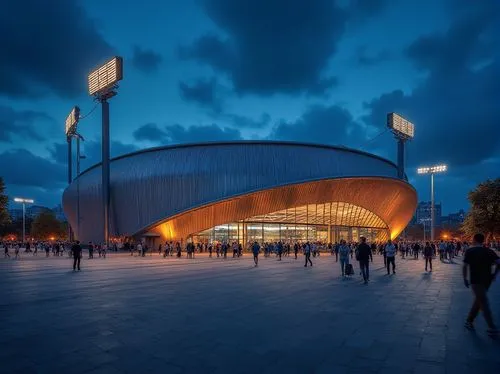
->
<box><xmin>87</xmin><ymin>56</ymin><xmax>123</xmax><ymax>246</ymax></box>
<box><xmin>65</xmin><ymin>107</ymin><xmax>80</xmax><ymax>183</ymax></box>
<box><xmin>387</xmin><ymin>113</ymin><xmax>415</xmax><ymax>179</ymax></box>
<box><xmin>417</xmin><ymin>165</ymin><xmax>448</xmax><ymax>241</ymax></box>
<box><xmin>65</xmin><ymin>106</ymin><xmax>80</xmax><ymax>241</ymax></box>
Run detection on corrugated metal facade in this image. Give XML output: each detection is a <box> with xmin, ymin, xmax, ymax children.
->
<box><xmin>62</xmin><ymin>141</ymin><xmax>417</xmax><ymax>243</ymax></box>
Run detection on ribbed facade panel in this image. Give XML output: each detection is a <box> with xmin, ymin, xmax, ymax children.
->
<box><xmin>62</xmin><ymin>141</ymin><xmax>416</xmax><ymax>243</ymax></box>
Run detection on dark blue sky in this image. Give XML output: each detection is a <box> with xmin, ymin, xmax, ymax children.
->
<box><xmin>1</xmin><ymin>0</ymin><xmax>499</xmax><ymax>214</ymax></box>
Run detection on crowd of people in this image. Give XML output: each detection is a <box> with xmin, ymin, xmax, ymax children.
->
<box><xmin>1</xmin><ymin>233</ymin><xmax>499</xmax><ymax>338</ymax></box>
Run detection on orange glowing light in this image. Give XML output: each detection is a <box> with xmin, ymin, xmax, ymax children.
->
<box><xmin>49</xmin><ymin>236</ymin><xmax>55</xmax><ymax>241</ymax></box>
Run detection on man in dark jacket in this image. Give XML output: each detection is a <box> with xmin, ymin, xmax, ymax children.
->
<box><xmin>71</xmin><ymin>241</ymin><xmax>82</xmax><ymax>271</ymax></box>
<box><xmin>463</xmin><ymin>233</ymin><xmax>500</xmax><ymax>338</ymax></box>
<box><xmin>357</xmin><ymin>237</ymin><xmax>373</xmax><ymax>284</ymax></box>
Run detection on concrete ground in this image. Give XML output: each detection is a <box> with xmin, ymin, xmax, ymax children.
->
<box><xmin>0</xmin><ymin>251</ymin><xmax>499</xmax><ymax>374</ymax></box>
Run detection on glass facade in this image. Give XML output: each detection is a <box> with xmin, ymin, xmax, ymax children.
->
<box><xmin>191</xmin><ymin>202</ymin><xmax>389</xmax><ymax>245</ymax></box>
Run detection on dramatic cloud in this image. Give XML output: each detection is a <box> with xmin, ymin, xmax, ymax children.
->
<box><xmin>179</xmin><ymin>78</ymin><xmax>222</xmax><ymax>113</ymax></box>
<box><xmin>0</xmin><ymin>105</ymin><xmax>54</xmax><ymax>142</ymax></box>
<box><xmin>0</xmin><ymin>149</ymin><xmax>66</xmax><ymax>188</ymax></box>
<box><xmin>48</xmin><ymin>140</ymin><xmax>138</xmax><ymax>171</ymax></box>
<box><xmin>269</xmin><ymin>104</ymin><xmax>363</xmax><ymax>147</ymax></box>
<box><xmin>180</xmin><ymin>0</ymin><xmax>388</xmax><ymax>97</ymax></box>
<box><xmin>180</xmin><ymin>0</ymin><xmax>347</xmax><ymax>96</ymax></box>
<box><xmin>131</xmin><ymin>46</ymin><xmax>163</xmax><ymax>73</ymax></box>
<box><xmin>0</xmin><ymin>0</ymin><xmax>113</xmax><ymax>98</ymax></box>
<box><xmin>355</xmin><ymin>46</ymin><xmax>392</xmax><ymax>67</ymax></box>
<box><xmin>133</xmin><ymin>123</ymin><xmax>242</xmax><ymax>144</ymax></box>
<box><xmin>223</xmin><ymin>113</ymin><xmax>271</xmax><ymax>129</ymax></box>
<box><xmin>363</xmin><ymin>1</ymin><xmax>500</xmax><ymax>167</ymax></box>
<box><xmin>132</xmin><ymin>123</ymin><xmax>167</xmax><ymax>144</ymax></box>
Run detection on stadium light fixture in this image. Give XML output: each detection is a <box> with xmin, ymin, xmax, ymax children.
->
<box><xmin>417</xmin><ymin>164</ymin><xmax>447</xmax><ymax>174</ymax></box>
<box><xmin>387</xmin><ymin>113</ymin><xmax>415</xmax><ymax>140</ymax></box>
<box><xmin>417</xmin><ymin>164</ymin><xmax>448</xmax><ymax>242</ymax></box>
<box><xmin>387</xmin><ymin>113</ymin><xmax>415</xmax><ymax>180</ymax></box>
<box><xmin>88</xmin><ymin>56</ymin><xmax>123</xmax><ymax>97</ymax></box>
<box><xmin>88</xmin><ymin>56</ymin><xmax>123</xmax><ymax>246</ymax></box>
<box><xmin>13</xmin><ymin>197</ymin><xmax>34</xmax><ymax>244</ymax></box>
<box><xmin>65</xmin><ymin>106</ymin><xmax>80</xmax><ymax>137</ymax></box>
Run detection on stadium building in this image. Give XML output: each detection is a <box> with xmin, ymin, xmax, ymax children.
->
<box><xmin>63</xmin><ymin>141</ymin><xmax>417</xmax><ymax>246</ymax></box>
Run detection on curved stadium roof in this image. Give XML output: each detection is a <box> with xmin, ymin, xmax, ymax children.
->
<box><xmin>62</xmin><ymin>141</ymin><xmax>417</xmax><ymax>243</ymax></box>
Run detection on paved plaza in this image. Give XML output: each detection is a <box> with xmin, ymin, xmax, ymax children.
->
<box><xmin>1</xmin><ymin>251</ymin><xmax>499</xmax><ymax>374</ymax></box>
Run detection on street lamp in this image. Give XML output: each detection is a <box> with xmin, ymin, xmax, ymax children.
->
<box><xmin>88</xmin><ymin>56</ymin><xmax>123</xmax><ymax>246</ymax></box>
<box><xmin>13</xmin><ymin>197</ymin><xmax>34</xmax><ymax>244</ymax></box>
<box><xmin>417</xmin><ymin>164</ymin><xmax>447</xmax><ymax>241</ymax></box>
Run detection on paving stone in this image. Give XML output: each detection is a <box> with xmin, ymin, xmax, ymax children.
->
<box><xmin>0</xmin><ymin>252</ymin><xmax>499</xmax><ymax>373</ymax></box>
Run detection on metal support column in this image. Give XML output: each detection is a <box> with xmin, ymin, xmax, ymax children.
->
<box><xmin>431</xmin><ymin>173</ymin><xmax>435</xmax><ymax>242</ymax></box>
<box><xmin>397</xmin><ymin>138</ymin><xmax>405</xmax><ymax>179</ymax></box>
<box><xmin>101</xmin><ymin>99</ymin><xmax>110</xmax><ymax>246</ymax></box>
<box><xmin>22</xmin><ymin>202</ymin><xmax>26</xmax><ymax>244</ymax></box>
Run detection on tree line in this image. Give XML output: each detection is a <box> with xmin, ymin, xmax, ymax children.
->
<box><xmin>0</xmin><ymin>177</ymin><xmax>68</xmax><ymax>241</ymax></box>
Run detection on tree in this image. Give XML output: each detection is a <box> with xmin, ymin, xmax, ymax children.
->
<box><xmin>0</xmin><ymin>177</ymin><xmax>10</xmax><ymax>228</ymax></box>
<box><xmin>31</xmin><ymin>211</ymin><xmax>65</xmax><ymax>240</ymax></box>
<box><xmin>462</xmin><ymin>178</ymin><xmax>500</xmax><ymax>241</ymax></box>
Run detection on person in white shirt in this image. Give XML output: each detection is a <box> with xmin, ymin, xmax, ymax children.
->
<box><xmin>339</xmin><ymin>240</ymin><xmax>351</xmax><ymax>277</ymax></box>
<box><xmin>385</xmin><ymin>240</ymin><xmax>396</xmax><ymax>275</ymax></box>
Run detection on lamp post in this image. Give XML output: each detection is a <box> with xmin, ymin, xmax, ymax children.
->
<box><xmin>13</xmin><ymin>197</ymin><xmax>34</xmax><ymax>244</ymax></box>
<box><xmin>88</xmin><ymin>56</ymin><xmax>123</xmax><ymax>246</ymax></box>
<box><xmin>417</xmin><ymin>165</ymin><xmax>447</xmax><ymax>242</ymax></box>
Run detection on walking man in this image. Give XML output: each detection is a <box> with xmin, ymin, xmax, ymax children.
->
<box><xmin>385</xmin><ymin>239</ymin><xmax>396</xmax><ymax>275</ymax></box>
<box><xmin>252</xmin><ymin>241</ymin><xmax>260</xmax><ymax>267</ymax></box>
<box><xmin>304</xmin><ymin>242</ymin><xmax>313</xmax><ymax>267</ymax></box>
<box><xmin>424</xmin><ymin>242</ymin><xmax>433</xmax><ymax>272</ymax></box>
<box><xmin>72</xmin><ymin>241</ymin><xmax>82</xmax><ymax>271</ymax></box>
<box><xmin>357</xmin><ymin>237</ymin><xmax>373</xmax><ymax>284</ymax></box>
<box><xmin>358</xmin><ymin>236</ymin><xmax>373</xmax><ymax>284</ymax></box>
<box><xmin>463</xmin><ymin>233</ymin><xmax>500</xmax><ymax>338</ymax></box>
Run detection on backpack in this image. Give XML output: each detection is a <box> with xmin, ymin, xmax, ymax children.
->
<box><xmin>345</xmin><ymin>264</ymin><xmax>354</xmax><ymax>276</ymax></box>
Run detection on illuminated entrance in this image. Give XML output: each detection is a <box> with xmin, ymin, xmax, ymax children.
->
<box><xmin>191</xmin><ymin>202</ymin><xmax>389</xmax><ymax>244</ymax></box>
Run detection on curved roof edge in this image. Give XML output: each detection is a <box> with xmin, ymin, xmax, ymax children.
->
<box><xmin>76</xmin><ymin>140</ymin><xmax>404</xmax><ymax>179</ymax></box>
<box><xmin>134</xmin><ymin>175</ymin><xmax>416</xmax><ymax>237</ymax></box>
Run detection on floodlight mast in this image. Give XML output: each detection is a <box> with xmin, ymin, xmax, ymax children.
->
<box><xmin>387</xmin><ymin>113</ymin><xmax>414</xmax><ymax>179</ymax></box>
<box><xmin>417</xmin><ymin>164</ymin><xmax>447</xmax><ymax>241</ymax></box>
<box><xmin>87</xmin><ymin>56</ymin><xmax>123</xmax><ymax>247</ymax></box>
<box><xmin>65</xmin><ymin>106</ymin><xmax>80</xmax><ymax>242</ymax></box>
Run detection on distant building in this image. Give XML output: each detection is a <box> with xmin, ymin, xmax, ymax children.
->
<box><xmin>26</xmin><ymin>205</ymin><xmax>51</xmax><ymax>219</ymax></box>
<box><xmin>441</xmin><ymin>209</ymin><xmax>465</xmax><ymax>226</ymax></box>
<box><xmin>414</xmin><ymin>201</ymin><xmax>442</xmax><ymax>225</ymax></box>
<box><xmin>8</xmin><ymin>208</ymin><xmax>23</xmax><ymax>221</ymax></box>
<box><xmin>52</xmin><ymin>204</ymin><xmax>67</xmax><ymax>222</ymax></box>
